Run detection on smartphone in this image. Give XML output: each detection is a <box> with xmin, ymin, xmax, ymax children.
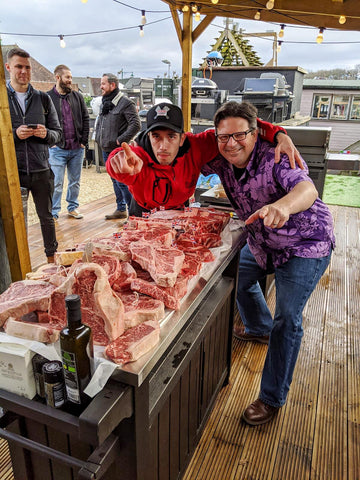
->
<box><xmin>27</xmin><ymin>124</ymin><xmax>38</xmax><ymax>129</ymax></box>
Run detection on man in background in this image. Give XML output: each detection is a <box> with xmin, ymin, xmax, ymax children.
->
<box><xmin>5</xmin><ymin>47</ymin><xmax>61</xmax><ymax>263</ymax></box>
<box><xmin>95</xmin><ymin>73</ymin><xmax>141</xmax><ymax>220</ymax></box>
<box><xmin>48</xmin><ymin>64</ymin><xmax>89</xmax><ymax>221</ymax></box>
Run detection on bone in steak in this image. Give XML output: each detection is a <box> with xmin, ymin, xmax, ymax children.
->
<box><xmin>104</xmin><ymin>319</ymin><xmax>160</xmax><ymax>365</ymax></box>
<box><xmin>4</xmin><ymin>317</ymin><xmax>61</xmax><ymax>344</ymax></box>
<box><xmin>130</xmin><ymin>241</ymin><xmax>184</xmax><ymax>287</ymax></box>
<box><xmin>0</xmin><ymin>280</ymin><xmax>57</xmax><ymax>327</ymax></box>
<box><xmin>118</xmin><ymin>292</ymin><xmax>165</xmax><ymax>329</ymax></box>
<box><xmin>111</xmin><ymin>261</ymin><xmax>137</xmax><ymax>292</ymax></box>
<box><xmin>49</xmin><ymin>263</ymin><xmax>124</xmax><ymax>345</ymax></box>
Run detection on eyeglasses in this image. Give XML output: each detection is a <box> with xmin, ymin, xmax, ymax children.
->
<box><xmin>216</xmin><ymin>128</ymin><xmax>254</xmax><ymax>144</ymax></box>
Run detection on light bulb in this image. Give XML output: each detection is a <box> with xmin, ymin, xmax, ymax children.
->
<box><xmin>191</xmin><ymin>3</ymin><xmax>198</xmax><ymax>13</ymax></box>
<box><xmin>81</xmin><ymin>0</ymin><xmax>88</xmax><ymax>3</ymax></box>
<box><xmin>195</xmin><ymin>11</ymin><xmax>201</xmax><ymax>21</ymax></box>
<box><xmin>279</xmin><ymin>24</ymin><xmax>285</xmax><ymax>38</ymax></box>
<box><xmin>266</xmin><ymin>0</ymin><xmax>274</xmax><ymax>10</ymax></box>
<box><xmin>59</xmin><ymin>35</ymin><xmax>66</xmax><ymax>48</ymax></box>
<box><xmin>182</xmin><ymin>5</ymin><xmax>189</xmax><ymax>12</ymax></box>
<box><xmin>141</xmin><ymin>10</ymin><xmax>147</xmax><ymax>25</ymax></box>
<box><xmin>339</xmin><ymin>15</ymin><xmax>346</xmax><ymax>25</ymax></box>
<box><xmin>316</xmin><ymin>28</ymin><xmax>324</xmax><ymax>44</ymax></box>
<box><xmin>254</xmin><ymin>10</ymin><xmax>261</xmax><ymax>20</ymax></box>
<box><xmin>211</xmin><ymin>0</ymin><xmax>219</xmax><ymax>4</ymax></box>
<box><xmin>277</xmin><ymin>41</ymin><xmax>282</xmax><ymax>53</ymax></box>
<box><xmin>139</xmin><ymin>26</ymin><xmax>144</xmax><ymax>37</ymax></box>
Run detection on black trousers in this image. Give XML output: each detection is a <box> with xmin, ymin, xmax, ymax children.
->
<box><xmin>19</xmin><ymin>169</ymin><xmax>58</xmax><ymax>258</ymax></box>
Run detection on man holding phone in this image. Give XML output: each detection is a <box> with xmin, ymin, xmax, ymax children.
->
<box><xmin>5</xmin><ymin>47</ymin><xmax>62</xmax><ymax>263</ymax></box>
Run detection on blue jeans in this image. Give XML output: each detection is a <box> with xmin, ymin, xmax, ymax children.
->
<box><xmin>237</xmin><ymin>243</ymin><xmax>332</xmax><ymax>408</ymax></box>
<box><xmin>49</xmin><ymin>146</ymin><xmax>84</xmax><ymax>217</ymax></box>
<box><xmin>103</xmin><ymin>151</ymin><xmax>132</xmax><ymax>212</ymax></box>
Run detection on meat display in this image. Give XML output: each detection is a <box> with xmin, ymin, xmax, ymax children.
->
<box><xmin>0</xmin><ymin>207</ymin><xmax>231</xmax><ymax>366</ymax></box>
<box><xmin>104</xmin><ymin>320</ymin><xmax>160</xmax><ymax>365</ymax></box>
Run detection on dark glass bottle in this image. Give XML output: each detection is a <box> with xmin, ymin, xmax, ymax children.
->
<box><xmin>60</xmin><ymin>294</ymin><xmax>93</xmax><ymax>413</ymax></box>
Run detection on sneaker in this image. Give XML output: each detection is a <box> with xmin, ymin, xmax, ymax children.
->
<box><xmin>53</xmin><ymin>216</ymin><xmax>58</xmax><ymax>223</ymax></box>
<box><xmin>47</xmin><ymin>256</ymin><xmax>55</xmax><ymax>264</ymax></box>
<box><xmin>105</xmin><ymin>209</ymin><xmax>128</xmax><ymax>220</ymax></box>
<box><xmin>68</xmin><ymin>210</ymin><xmax>84</xmax><ymax>219</ymax></box>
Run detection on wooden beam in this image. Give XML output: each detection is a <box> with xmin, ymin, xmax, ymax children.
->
<box><xmin>192</xmin><ymin>15</ymin><xmax>216</xmax><ymax>43</ymax></box>
<box><xmin>169</xmin><ymin>6</ymin><xmax>182</xmax><ymax>45</ymax></box>
<box><xmin>181</xmin><ymin>10</ymin><xmax>193</xmax><ymax>133</ymax></box>
<box><xmin>0</xmin><ymin>48</ymin><xmax>32</xmax><ymax>280</ymax></box>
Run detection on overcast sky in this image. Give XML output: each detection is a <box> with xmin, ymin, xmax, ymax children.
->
<box><xmin>1</xmin><ymin>0</ymin><xmax>360</xmax><ymax>79</ymax></box>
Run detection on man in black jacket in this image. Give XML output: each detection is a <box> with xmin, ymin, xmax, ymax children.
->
<box><xmin>47</xmin><ymin>65</ymin><xmax>90</xmax><ymax>220</ymax></box>
<box><xmin>95</xmin><ymin>73</ymin><xmax>141</xmax><ymax>220</ymax></box>
<box><xmin>5</xmin><ymin>47</ymin><xmax>61</xmax><ymax>263</ymax></box>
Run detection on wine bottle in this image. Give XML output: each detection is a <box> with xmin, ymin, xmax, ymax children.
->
<box><xmin>60</xmin><ymin>294</ymin><xmax>93</xmax><ymax>413</ymax></box>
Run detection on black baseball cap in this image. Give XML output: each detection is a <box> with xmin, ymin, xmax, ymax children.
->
<box><xmin>145</xmin><ymin>103</ymin><xmax>184</xmax><ymax>134</ymax></box>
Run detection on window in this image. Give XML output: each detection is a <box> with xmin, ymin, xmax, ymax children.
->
<box><xmin>312</xmin><ymin>95</ymin><xmax>330</xmax><ymax>119</ymax></box>
<box><xmin>330</xmin><ymin>95</ymin><xmax>350</xmax><ymax>119</ymax></box>
<box><xmin>350</xmin><ymin>95</ymin><xmax>360</xmax><ymax>120</ymax></box>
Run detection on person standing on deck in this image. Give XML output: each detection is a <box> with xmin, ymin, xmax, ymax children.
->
<box><xmin>95</xmin><ymin>73</ymin><xmax>141</xmax><ymax>220</ymax></box>
<box><xmin>201</xmin><ymin>101</ymin><xmax>335</xmax><ymax>425</ymax></box>
<box><xmin>5</xmin><ymin>47</ymin><xmax>61</xmax><ymax>263</ymax></box>
<box><xmin>47</xmin><ymin>64</ymin><xmax>90</xmax><ymax>221</ymax></box>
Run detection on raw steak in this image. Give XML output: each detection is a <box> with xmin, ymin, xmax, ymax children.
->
<box><xmin>119</xmin><ymin>292</ymin><xmax>165</xmax><ymax>329</ymax></box>
<box><xmin>130</xmin><ymin>278</ymin><xmax>180</xmax><ymax>311</ymax></box>
<box><xmin>0</xmin><ymin>280</ymin><xmax>56</xmax><ymax>326</ymax></box>
<box><xmin>104</xmin><ymin>320</ymin><xmax>160</xmax><ymax>365</ymax></box>
<box><xmin>130</xmin><ymin>241</ymin><xmax>184</xmax><ymax>287</ymax></box>
<box><xmin>71</xmin><ymin>254</ymin><xmax>121</xmax><ymax>286</ymax></box>
<box><xmin>49</xmin><ymin>263</ymin><xmax>125</xmax><ymax>345</ymax></box>
<box><xmin>111</xmin><ymin>261</ymin><xmax>137</xmax><ymax>292</ymax></box>
<box><xmin>176</xmin><ymin>232</ymin><xmax>222</xmax><ymax>248</ymax></box>
<box><xmin>4</xmin><ymin>318</ymin><xmax>61</xmax><ymax>344</ymax></box>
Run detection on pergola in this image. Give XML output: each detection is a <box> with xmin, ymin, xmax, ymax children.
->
<box><xmin>0</xmin><ymin>0</ymin><xmax>359</xmax><ymax>282</ymax></box>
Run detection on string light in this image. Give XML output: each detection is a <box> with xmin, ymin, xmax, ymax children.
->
<box><xmin>191</xmin><ymin>3</ymin><xmax>198</xmax><ymax>13</ymax></box>
<box><xmin>139</xmin><ymin>25</ymin><xmax>144</xmax><ymax>37</ymax></box>
<box><xmin>277</xmin><ymin>40</ymin><xmax>282</xmax><ymax>53</ymax></box>
<box><xmin>266</xmin><ymin>0</ymin><xmax>274</xmax><ymax>10</ymax></box>
<box><xmin>81</xmin><ymin>0</ymin><xmax>88</xmax><ymax>3</ymax></box>
<box><xmin>59</xmin><ymin>35</ymin><xmax>66</xmax><ymax>48</ymax></box>
<box><xmin>316</xmin><ymin>27</ymin><xmax>324</xmax><ymax>44</ymax></box>
<box><xmin>195</xmin><ymin>10</ymin><xmax>201</xmax><ymax>21</ymax></box>
<box><xmin>211</xmin><ymin>0</ymin><xmax>219</xmax><ymax>4</ymax></box>
<box><xmin>182</xmin><ymin>5</ymin><xmax>189</xmax><ymax>12</ymax></box>
<box><xmin>279</xmin><ymin>24</ymin><xmax>285</xmax><ymax>38</ymax></box>
<box><xmin>254</xmin><ymin>10</ymin><xmax>261</xmax><ymax>20</ymax></box>
<box><xmin>141</xmin><ymin>10</ymin><xmax>147</xmax><ymax>25</ymax></box>
<box><xmin>339</xmin><ymin>15</ymin><xmax>346</xmax><ymax>25</ymax></box>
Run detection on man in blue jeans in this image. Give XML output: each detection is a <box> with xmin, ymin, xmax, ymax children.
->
<box><xmin>48</xmin><ymin>65</ymin><xmax>89</xmax><ymax>220</ymax></box>
<box><xmin>202</xmin><ymin>101</ymin><xmax>335</xmax><ymax>425</ymax></box>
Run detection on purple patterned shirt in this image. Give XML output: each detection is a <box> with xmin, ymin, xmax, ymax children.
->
<box><xmin>202</xmin><ymin>137</ymin><xmax>335</xmax><ymax>269</ymax></box>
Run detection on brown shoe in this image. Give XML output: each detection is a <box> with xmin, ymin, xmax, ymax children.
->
<box><xmin>47</xmin><ymin>256</ymin><xmax>55</xmax><ymax>264</ymax></box>
<box><xmin>242</xmin><ymin>399</ymin><xmax>279</xmax><ymax>426</ymax></box>
<box><xmin>105</xmin><ymin>209</ymin><xmax>128</xmax><ymax>220</ymax></box>
<box><xmin>233</xmin><ymin>324</ymin><xmax>269</xmax><ymax>344</ymax></box>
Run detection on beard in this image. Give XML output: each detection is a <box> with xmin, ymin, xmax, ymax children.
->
<box><xmin>59</xmin><ymin>79</ymin><xmax>72</xmax><ymax>94</ymax></box>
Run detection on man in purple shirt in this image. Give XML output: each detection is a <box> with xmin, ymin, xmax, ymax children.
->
<box><xmin>202</xmin><ymin>101</ymin><xmax>335</xmax><ymax>426</ymax></box>
<box><xmin>48</xmin><ymin>65</ymin><xmax>89</xmax><ymax>220</ymax></box>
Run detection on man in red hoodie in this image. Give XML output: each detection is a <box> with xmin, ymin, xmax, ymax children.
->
<box><xmin>106</xmin><ymin>102</ymin><xmax>301</xmax><ymax>217</ymax></box>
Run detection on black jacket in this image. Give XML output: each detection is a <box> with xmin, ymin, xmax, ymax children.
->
<box><xmin>47</xmin><ymin>87</ymin><xmax>90</xmax><ymax>148</ymax></box>
<box><xmin>7</xmin><ymin>83</ymin><xmax>62</xmax><ymax>173</ymax></box>
<box><xmin>95</xmin><ymin>92</ymin><xmax>141</xmax><ymax>153</ymax></box>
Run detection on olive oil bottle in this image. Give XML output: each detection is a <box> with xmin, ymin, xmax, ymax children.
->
<box><xmin>60</xmin><ymin>294</ymin><xmax>93</xmax><ymax>413</ymax></box>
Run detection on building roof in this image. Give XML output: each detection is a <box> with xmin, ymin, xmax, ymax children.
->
<box><xmin>2</xmin><ymin>44</ymin><xmax>54</xmax><ymax>84</ymax></box>
<box><xmin>303</xmin><ymin>79</ymin><xmax>360</xmax><ymax>90</ymax></box>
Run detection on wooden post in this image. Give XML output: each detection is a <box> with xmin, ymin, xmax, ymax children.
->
<box><xmin>0</xmin><ymin>47</ymin><xmax>32</xmax><ymax>281</ymax></box>
<box><xmin>181</xmin><ymin>10</ymin><xmax>193</xmax><ymax>133</ymax></box>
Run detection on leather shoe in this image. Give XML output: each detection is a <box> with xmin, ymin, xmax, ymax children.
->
<box><xmin>242</xmin><ymin>399</ymin><xmax>279</xmax><ymax>426</ymax></box>
<box><xmin>233</xmin><ymin>324</ymin><xmax>269</xmax><ymax>344</ymax></box>
<box><xmin>105</xmin><ymin>209</ymin><xmax>128</xmax><ymax>220</ymax></box>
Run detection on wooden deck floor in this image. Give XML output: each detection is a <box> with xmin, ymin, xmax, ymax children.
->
<box><xmin>1</xmin><ymin>200</ymin><xmax>359</xmax><ymax>480</ymax></box>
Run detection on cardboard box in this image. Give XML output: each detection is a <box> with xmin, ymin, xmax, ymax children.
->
<box><xmin>0</xmin><ymin>342</ymin><xmax>36</xmax><ymax>399</ymax></box>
